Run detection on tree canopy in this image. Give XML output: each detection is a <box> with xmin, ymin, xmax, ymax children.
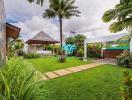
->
<box><xmin>43</xmin><ymin>0</ymin><xmax>80</xmax><ymax>19</ymax></box>
<box><xmin>27</xmin><ymin>0</ymin><xmax>44</xmax><ymax>5</ymax></box>
<box><xmin>102</xmin><ymin>0</ymin><xmax>132</xmax><ymax>33</ymax></box>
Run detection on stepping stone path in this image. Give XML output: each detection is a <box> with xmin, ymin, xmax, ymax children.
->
<box><xmin>42</xmin><ymin>59</ymin><xmax>116</xmax><ymax>80</ymax></box>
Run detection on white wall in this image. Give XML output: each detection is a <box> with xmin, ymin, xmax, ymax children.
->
<box><xmin>130</xmin><ymin>39</ymin><xmax>132</xmax><ymax>52</ymax></box>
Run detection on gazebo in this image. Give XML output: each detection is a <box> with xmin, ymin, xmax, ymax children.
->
<box><xmin>26</xmin><ymin>31</ymin><xmax>59</xmax><ymax>54</ymax></box>
<box><xmin>83</xmin><ymin>33</ymin><xmax>130</xmax><ymax>60</ymax></box>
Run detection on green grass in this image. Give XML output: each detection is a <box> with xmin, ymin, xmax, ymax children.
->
<box><xmin>26</xmin><ymin>57</ymin><xmax>93</xmax><ymax>72</ymax></box>
<box><xmin>45</xmin><ymin>65</ymin><xmax>132</xmax><ymax>100</ymax></box>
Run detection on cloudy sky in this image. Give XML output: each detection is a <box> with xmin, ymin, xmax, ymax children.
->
<box><xmin>4</xmin><ymin>0</ymin><xmax>120</xmax><ymax>41</ymax></box>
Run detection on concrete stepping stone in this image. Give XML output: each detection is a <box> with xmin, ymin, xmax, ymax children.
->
<box><xmin>77</xmin><ymin>66</ymin><xmax>88</xmax><ymax>70</ymax></box>
<box><xmin>42</xmin><ymin>62</ymin><xmax>108</xmax><ymax>80</ymax></box>
<box><xmin>45</xmin><ymin>72</ymin><xmax>59</xmax><ymax>79</ymax></box>
<box><xmin>67</xmin><ymin>67</ymin><xmax>83</xmax><ymax>72</ymax></box>
<box><xmin>54</xmin><ymin>69</ymin><xmax>72</xmax><ymax>76</ymax></box>
<box><xmin>41</xmin><ymin>75</ymin><xmax>49</xmax><ymax>80</ymax></box>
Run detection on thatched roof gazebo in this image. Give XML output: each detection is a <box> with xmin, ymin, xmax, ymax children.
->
<box><xmin>26</xmin><ymin>31</ymin><xmax>59</xmax><ymax>54</ymax></box>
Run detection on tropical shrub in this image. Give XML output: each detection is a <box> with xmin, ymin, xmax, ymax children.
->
<box><xmin>24</xmin><ymin>53</ymin><xmax>40</xmax><ymax>59</ymax></box>
<box><xmin>76</xmin><ymin>48</ymin><xmax>84</xmax><ymax>60</ymax></box>
<box><xmin>0</xmin><ymin>58</ymin><xmax>48</xmax><ymax>100</ymax></box>
<box><xmin>120</xmin><ymin>70</ymin><xmax>132</xmax><ymax>100</ymax></box>
<box><xmin>65</xmin><ymin>34</ymin><xmax>86</xmax><ymax>50</ymax></box>
<box><xmin>17</xmin><ymin>50</ymin><xmax>25</xmax><ymax>56</ymax></box>
<box><xmin>56</xmin><ymin>49</ymin><xmax>65</xmax><ymax>55</ymax></box>
<box><xmin>87</xmin><ymin>44</ymin><xmax>102</xmax><ymax>58</ymax></box>
<box><xmin>8</xmin><ymin>38</ymin><xmax>24</xmax><ymax>58</ymax></box>
<box><xmin>56</xmin><ymin>49</ymin><xmax>66</xmax><ymax>63</ymax></box>
<box><xmin>57</xmin><ymin>55</ymin><xmax>66</xmax><ymax>63</ymax></box>
<box><xmin>65</xmin><ymin>37</ymin><xmax>75</xmax><ymax>44</ymax></box>
<box><xmin>74</xmin><ymin>34</ymin><xmax>86</xmax><ymax>49</ymax></box>
<box><xmin>116</xmin><ymin>50</ymin><xmax>132</xmax><ymax>68</ymax></box>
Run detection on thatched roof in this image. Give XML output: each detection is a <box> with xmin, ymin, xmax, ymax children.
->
<box><xmin>26</xmin><ymin>31</ymin><xmax>59</xmax><ymax>44</ymax></box>
<box><xmin>6</xmin><ymin>23</ymin><xmax>20</xmax><ymax>39</ymax></box>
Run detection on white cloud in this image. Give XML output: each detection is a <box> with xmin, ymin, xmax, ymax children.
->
<box><xmin>5</xmin><ymin>0</ymin><xmax>120</xmax><ymax>41</ymax></box>
<box><xmin>13</xmin><ymin>16</ymin><xmax>59</xmax><ymax>41</ymax></box>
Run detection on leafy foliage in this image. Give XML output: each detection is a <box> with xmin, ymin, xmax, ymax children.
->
<box><xmin>27</xmin><ymin>0</ymin><xmax>44</xmax><ymax>5</ymax></box>
<box><xmin>65</xmin><ymin>34</ymin><xmax>86</xmax><ymax>49</ymax></box>
<box><xmin>65</xmin><ymin>37</ymin><xmax>75</xmax><ymax>44</ymax></box>
<box><xmin>24</xmin><ymin>53</ymin><xmax>40</xmax><ymax>59</ymax></box>
<box><xmin>57</xmin><ymin>55</ymin><xmax>66</xmax><ymax>63</ymax></box>
<box><xmin>8</xmin><ymin>38</ymin><xmax>25</xmax><ymax>58</ymax></box>
<box><xmin>74</xmin><ymin>34</ymin><xmax>86</xmax><ymax>49</ymax></box>
<box><xmin>87</xmin><ymin>44</ymin><xmax>103</xmax><ymax>58</ymax></box>
<box><xmin>102</xmin><ymin>0</ymin><xmax>132</xmax><ymax>33</ymax></box>
<box><xmin>43</xmin><ymin>0</ymin><xmax>80</xmax><ymax>19</ymax></box>
<box><xmin>0</xmin><ymin>58</ymin><xmax>47</xmax><ymax>100</ymax></box>
<box><xmin>76</xmin><ymin>48</ymin><xmax>84</xmax><ymax>60</ymax></box>
<box><xmin>116</xmin><ymin>50</ymin><xmax>132</xmax><ymax>68</ymax></box>
<box><xmin>121</xmin><ymin>70</ymin><xmax>132</xmax><ymax>100</ymax></box>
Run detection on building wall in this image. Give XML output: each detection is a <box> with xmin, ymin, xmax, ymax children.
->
<box><xmin>0</xmin><ymin>0</ymin><xmax>6</xmax><ymax>66</ymax></box>
<box><xmin>29</xmin><ymin>44</ymin><xmax>37</xmax><ymax>53</ymax></box>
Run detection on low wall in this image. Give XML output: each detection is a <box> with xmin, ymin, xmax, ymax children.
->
<box><xmin>103</xmin><ymin>49</ymin><xmax>123</xmax><ymax>58</ymax></box>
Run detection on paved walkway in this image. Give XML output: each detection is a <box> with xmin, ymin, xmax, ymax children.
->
<box><xmin>41</xmin><ymin>59</ymin><xmax>116</xmax><ymax>80</ymax></box>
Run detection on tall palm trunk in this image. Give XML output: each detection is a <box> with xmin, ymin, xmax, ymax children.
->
<box><xmin>59</xmin><ymin>17</ymin><xmax>63</xmax><ymax>50</ymax></box>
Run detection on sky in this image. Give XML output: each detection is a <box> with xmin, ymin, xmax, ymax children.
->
<box><xmin>4</xmin><ymin>0</ymin><xmax>120</xmax><ymax>41</ymax></box>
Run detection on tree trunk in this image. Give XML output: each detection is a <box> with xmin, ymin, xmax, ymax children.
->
<box><xmin>59</xmin><ymin>17</ymin><xmax>63</xmax><ymax>49</ymax></box>
<box><xmin>0</xmin><ymin>0</ymin><xmax>6</xmax><ymax>66</ymax></box>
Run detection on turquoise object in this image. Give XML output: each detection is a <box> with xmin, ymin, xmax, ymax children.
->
<box><xmin>62</xmin><ymin>44</ymin><xmax>77</xmax><ymax>55</ymax></box>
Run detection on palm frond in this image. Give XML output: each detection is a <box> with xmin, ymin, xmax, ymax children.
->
<box><xmin>109</xmin><ymin>21</ymin><xmax>125</xmax><ymax>33</ymax></box>
<box><xmin>102</xmin><ymin>0</ymin><xmax>132</xmax><ymax>33</ymax></box>
<box><xmin>27</xmin><ymin>0</ymin><xmax>44</xmax><ymax>5</ymax></box>
<box><xmin>102</xmin><ymin>9</ymin><xmax>117</xmax><ymax>22</ymax></box>
<box><xmin>43</xmin><ymin>0</ymin><xmax>80</xmax><ymax>19</ymax></box>
<box><xmin>43</xmin><ymin>9</ymin><xmax>56</xmax><ymax>18</ymax></box>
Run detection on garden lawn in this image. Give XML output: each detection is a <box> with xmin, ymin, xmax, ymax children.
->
<box><xmin>26</xmin><ymin>57</ymin><xmax>93</xmax><ymax>73</ymax></box>
<box><xmin>45</xmin><ymin>64</ymin><xmax>132</xmax><ymax>100</ymax></box>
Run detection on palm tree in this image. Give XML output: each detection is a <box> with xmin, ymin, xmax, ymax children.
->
<box><xmin>27</xmin><ymin>0</ymin><xmax>44</xmax><ymax>5</ymax></box>
<box><xmin>43</xmin><ymin>0</ymin><xmax>80</xmax><ymax>49</ymax></box>
<box><xmin>102</xmin><ymin>0</ymin><xmax>132</xmax><ymax>51</ymax></box>
<box><xmin>102</xmin><ymin>0</ymin><xmax>132</xmax><ymax>33</ymax></box>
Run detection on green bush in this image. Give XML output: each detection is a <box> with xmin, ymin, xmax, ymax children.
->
<box><xmin>17</xmin><ymin>50</ymin><xmax>25</xmax><ymax>56</ymax></box>
<box><xmin>116</xmin><ymin>50</ymin><xmax>132</xmax><ymax>68</ymax></box>
<box><xmin>24</xmin><ymin>53</ymin><xmax>40</xmax><ymax>59</ymax></box>
<box><xmin>0</xmin><ymin>58</ymin><xmax>48</xmax><ymax>100</ymax></box>
<box><xmin>56</xmin><ymin>49</ymin><xmax>65</xmax><ymax>55</ymax></box>
<box><xmin>76</xmin><ymin>48</ymin><xmax>84</xmax><ymax>60</ymax></box>
<box><xmin>57</xmin><ymin>55</ymin><xmax>66</xmax><ymax>63</ymax></box>
<box><xmin>87</xmin><ymin>44</ymin><xmax>102</xmax><ymax>58</ymax></box>
<box><xmin>120</xmin><ymin>70</ymin><xmax>132</xmax><ymax>100</ymax></box>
